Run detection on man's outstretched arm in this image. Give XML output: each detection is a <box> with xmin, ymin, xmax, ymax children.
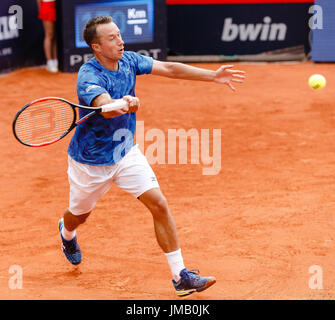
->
<box><xmin>151</xmin><ymin>60</ymin><xmax>246</xmax><ymax>91</ymax></box>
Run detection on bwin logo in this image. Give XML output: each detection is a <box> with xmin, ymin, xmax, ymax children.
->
<box><xmin>221</xmin><ymin>17</ymin><xmax>287</xmax><ymax>42</ymax></box>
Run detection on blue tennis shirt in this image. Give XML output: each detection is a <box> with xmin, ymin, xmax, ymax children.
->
<box><xmin>67</xmin><ymin>51</ymin><xmax>153</xmax><ymax>165</ymax></box>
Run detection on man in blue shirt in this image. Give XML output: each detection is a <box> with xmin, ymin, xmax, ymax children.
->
<box><xmin>58</xmin><ymin>16</ymin><xmax>245</xmax><ymax>297</ymax></box>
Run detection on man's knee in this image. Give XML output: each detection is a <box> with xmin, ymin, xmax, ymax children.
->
<box><xmin>150</xmin><ymin>196</ymin><xmax>169</xmax><ymax>217</ymax></box>
<box><xmin>139</xmin><ymin>188</ymin><xmax>171</xmax><ymax>218</ymax></box>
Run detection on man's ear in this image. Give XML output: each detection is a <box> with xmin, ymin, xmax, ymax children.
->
<box><xmin>91</xmin><ymin>42</ymin><xmax>100</xmax><ymax>52</ymax></box>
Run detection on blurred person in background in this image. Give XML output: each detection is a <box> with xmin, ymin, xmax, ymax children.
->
<box><xmin>37</xmin><ymin>0</ymin><xmax>58</xmax><ymax>73</ymax></box>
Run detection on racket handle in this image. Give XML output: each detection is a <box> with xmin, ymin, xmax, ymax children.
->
<box><xmin>100</xmin><ymin>100</ymin><xmax>128</xmax><ymax>112</ymax></box>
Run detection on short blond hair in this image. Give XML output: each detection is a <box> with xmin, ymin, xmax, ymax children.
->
<box><xmin>83</xmin><ymin>16</ymin><xmax>113</xmax><ymax>47</ymax></box>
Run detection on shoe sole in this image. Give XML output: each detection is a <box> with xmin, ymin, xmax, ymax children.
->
<box><xmin>176</xmin><ymin>277</ymin><xmax>216</xmax><ymax>297</ymax></box>
<box><xmin>58</xmin><ymin>218</ymin><xmax>64</xmax><ymax>233</ymax></box>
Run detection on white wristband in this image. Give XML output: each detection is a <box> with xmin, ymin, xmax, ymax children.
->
<box><xmin>101</xmin><ymin>99</ymin><xmax>127</xmax><ymax>112</ymax></box>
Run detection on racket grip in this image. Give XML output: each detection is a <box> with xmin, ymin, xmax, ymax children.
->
<box><xmin>100</xmin><ymin>100</ymin><xmax>128</xmax><ymax>112</ymax></box>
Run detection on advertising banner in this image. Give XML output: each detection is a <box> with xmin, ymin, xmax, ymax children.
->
<box><xmin>311</xmin><ymin>0</ymin><xmax>335</xmax><ymax>62</ymax></box>
<box><xmin>57</xmin><ymin>0</ymin><xmax>167</xmax><ymax>73</ymax></box>
<box><xmin>167</xmin><ymin>0</ymin><xmax>314</xmax><ymax>61</ymax></box>
<box><xmin>0</xmin><ymin>0</ymin><xmax>44</xmax><ymax>73</ymax></box>
<box><xmin>167</xmin><ymin>0</ymin><xmax>314</xmax><ymax>4</ymax></box>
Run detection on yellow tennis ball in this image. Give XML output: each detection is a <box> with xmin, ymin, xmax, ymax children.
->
<box><xmin>308</xmin><ymin>74</ymin><xmax>326</xmax><ymax>90</ymax></box>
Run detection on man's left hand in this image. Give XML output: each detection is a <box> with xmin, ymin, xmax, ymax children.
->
<box><xmin>214</xmin><ymin>65</ymin><xmax>246</xmax><ymax>91</ymax></box>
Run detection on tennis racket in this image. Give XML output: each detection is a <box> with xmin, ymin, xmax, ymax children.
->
<box><xmin>12</xmin><ymin>97</ymin><xmax>128</xmax><ymax>147</ymax></box>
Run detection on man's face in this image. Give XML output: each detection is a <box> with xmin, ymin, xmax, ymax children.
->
<box><xmin>93</xmin><ymin>22</ymin><xmax>124</xmax><ymax>60</ymax></box>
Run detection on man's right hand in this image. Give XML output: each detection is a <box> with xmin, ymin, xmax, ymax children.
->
<box><xmin>122</xmin><ymin>95</ymin><xmax>140</xmax><ymax>113</ymax></box>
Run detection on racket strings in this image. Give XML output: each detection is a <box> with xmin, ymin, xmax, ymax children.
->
<box><xmin>14</xmin><ymin>100</ymin><xmax>75</xmax><ymax>146</ymax></box>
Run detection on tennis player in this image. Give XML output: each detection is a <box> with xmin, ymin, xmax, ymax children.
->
<box><xmin>58</xmin><ymin>16</ymin><xmax>245</xmax><ymax>296</ymax></box>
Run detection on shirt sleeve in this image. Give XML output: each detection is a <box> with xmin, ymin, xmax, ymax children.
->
<box><xmin>77</xmin><ymin>66</ymin><xmax>108</xmax><ymax>106</ymax></box>
<box><xmin>127</xmin><ymin>51</ymin><xmax>153</xmax><ymax>75</ymax></box>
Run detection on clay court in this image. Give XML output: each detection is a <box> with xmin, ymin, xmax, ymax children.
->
<box><xmin>0</xmin><ymin>61</ymin><xmax>335</xmax><ymax>300</ymax></box>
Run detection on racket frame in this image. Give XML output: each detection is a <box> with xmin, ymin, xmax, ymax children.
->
<box><xmin>12</xmin><ymin>97</ymin><xmax>125</xmax><ymax>147</ymax></box>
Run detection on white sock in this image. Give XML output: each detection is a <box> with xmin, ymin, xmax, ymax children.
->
<box><xmin>165</xmin><ymin>248</ymin><xmax>185</xmax><ymax>282</ymax></box>
<box><xmin>51</xmin><ymin>59</ymin><xmax>58</xmax><ymax>67</ymax></box>
<box><xmin>61</xmin><ymin>224</ymin><xmax>76</xmax><ymax>241</ymax></box>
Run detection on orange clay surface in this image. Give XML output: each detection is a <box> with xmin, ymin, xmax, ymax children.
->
<box><xmin>0</xmin><ymin>62</ymin><xmax>335</xmax><ymax>300</ymax></box>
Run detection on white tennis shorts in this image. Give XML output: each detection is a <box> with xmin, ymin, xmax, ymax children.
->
<box><xmin>67</xmin><ymin>144</ymin><xmax>160</xmax><ymax>215</ymax></box>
